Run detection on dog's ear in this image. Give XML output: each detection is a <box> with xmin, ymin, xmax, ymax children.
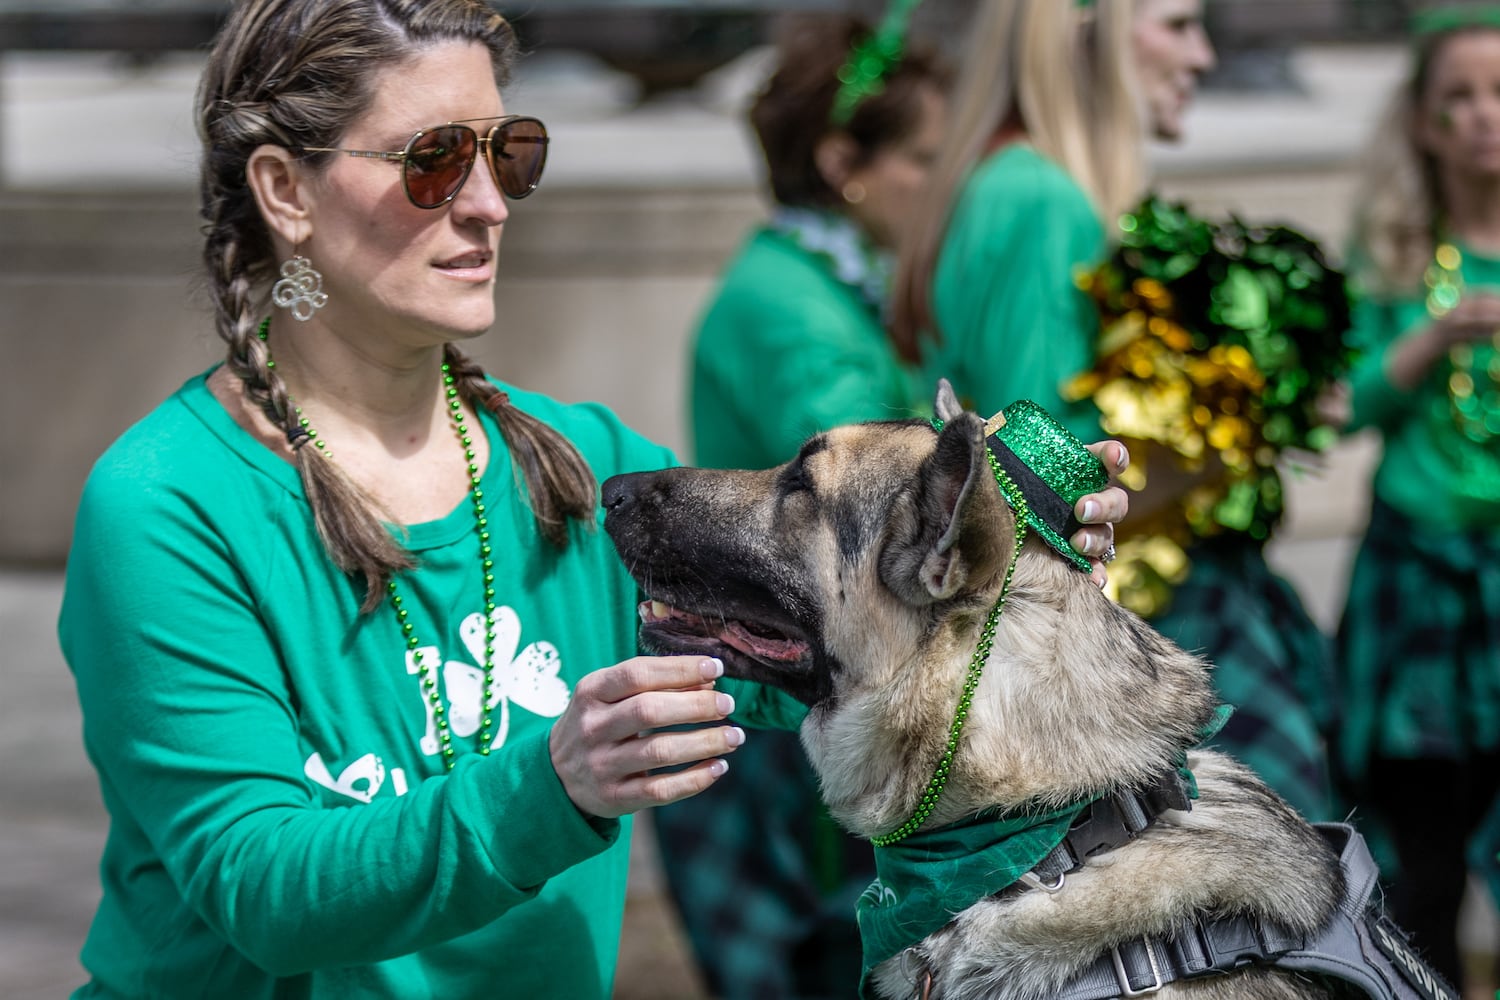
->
<box><xmin>933</xmin><ymin>378</ymin><xmax>963</xmax><ymax>423</ymax></box>
<box><xmin>881</xmin><ymin>410</ymin><xmax>1013</xmax><ymax>604</ymax></box>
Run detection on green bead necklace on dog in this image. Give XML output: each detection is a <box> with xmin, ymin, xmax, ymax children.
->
<box><xmin>258</xmin><ymin>317</ymin><xmax>496</xmax><ymax>770</ymax></box>
<box><xmin>869</xmin><ymin>424</ymin><xmax>1031</xmax><ymax>848</ymax></box>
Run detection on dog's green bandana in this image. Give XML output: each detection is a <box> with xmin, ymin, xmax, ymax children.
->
<box><xmin>855</xmin><ymin>705</ymin><xmax>1234</xmax><ymax>997</ymax></box>
<box><xmin>856</xmin><ymin>799</ymin><xmax>1094</xmax><ymax>997</ymax></box>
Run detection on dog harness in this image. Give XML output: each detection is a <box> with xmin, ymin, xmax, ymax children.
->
<box><xmin>859</xmin><ymin>766</ymin><xmax>1202</xmax><ymax>999</ymax></box>
<box><xmin>1047</xmin><ymin>823</ymin><xmax>1457</xmax><ymax>1000</ymax></box>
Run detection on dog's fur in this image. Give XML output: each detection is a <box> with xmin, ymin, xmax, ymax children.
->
<box><xmin>602</xmin><ymin>385</ymin><xmax>1354</xmax><ymax>999</ymax></box>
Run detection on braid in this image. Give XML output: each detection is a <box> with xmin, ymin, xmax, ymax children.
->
<box><xmin>443</xmin><ymin>344</ymin><xmax>598</xmax><ymax>547</ymax></box>
<box><xmin>204</xmin><ymin>205</ymin><xmax>414</xmax><ymax>612</ymax></box>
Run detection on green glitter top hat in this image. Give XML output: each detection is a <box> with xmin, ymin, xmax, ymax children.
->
<box><xmin>985</xmin><ymin>400</ymin><xmax>1109</xmax><ymax>572</ymax></box>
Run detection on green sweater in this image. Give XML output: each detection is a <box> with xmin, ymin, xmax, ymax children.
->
<box><xmin>59</xmin><ymin>372</ymin><xmax>801</xmax><ymax>998</ymax></box>
<box><xmin>1345</xmin><ymin>242</ymin><xmax>1500</xmax><ymax>531</ymax></box>
<box><xmin>691</xmin><ymin>226</ymin><xmax>923</xmax><ymax>470</ymax></box>
<box><xmin>924</xmin><ymin>143</ymin><xmax>1106</xmax><ymax>441</ymax></box>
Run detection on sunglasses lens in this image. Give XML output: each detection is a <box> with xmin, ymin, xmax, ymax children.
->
<box><xmin>490</xmin><ymin>117</ymin><xmax>548</xmax><ymax>198</ymax></box>
<box><xmin>404</xmin><ymin>126</ymin><xmax>476</xmax><ymax>208</ymax></box>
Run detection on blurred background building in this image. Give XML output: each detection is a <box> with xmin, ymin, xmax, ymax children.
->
<box><xmin>0</xmin><ymin>2</ymin><xmax>1492</xmax><ymax>998</ymax></box>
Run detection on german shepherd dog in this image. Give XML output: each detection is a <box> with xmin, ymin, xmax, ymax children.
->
<box><xmin>602</xmin><ymin>384</ymin><xmax>1447</xmax><ymax>1000</ymax></box>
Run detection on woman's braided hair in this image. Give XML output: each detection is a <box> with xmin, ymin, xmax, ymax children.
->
<box><xmin>197</xmin><ymin>0</ymin><xmax>597</xmax><ymax>611</ymax></box>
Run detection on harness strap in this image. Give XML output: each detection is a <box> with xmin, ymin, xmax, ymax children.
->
<box><xmin>1015</xmin><ymin>768</ymin><xmax>1193</xmax><ymax>894</ymax></box>
<box><xmin>1047</xmin><ymin>824</ymin><xmax>1458</xmax><ymax>1000</ymax></box>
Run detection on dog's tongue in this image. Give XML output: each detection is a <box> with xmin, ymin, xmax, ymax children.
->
<box><xmin>640</xmin><ymin>600</ymin><xmax>806</xmax><ymax>662</ymax></box>
<box><xmin>719</xmin><ymin>621</ymin><xmax>805</xmax><ymax>662</ymax></box>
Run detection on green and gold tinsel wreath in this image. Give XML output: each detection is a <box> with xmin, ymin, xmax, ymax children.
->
<box><xmin>1066</xmin><ymin>195</ymin><xmax>1355</xmax><ymax>617</ymax></box>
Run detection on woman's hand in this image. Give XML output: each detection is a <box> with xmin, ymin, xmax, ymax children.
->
<box><xmin>1385</xmin><ymin>293</ymin><xmax>1500</xmax><ymax>390</ymax></box>
<box><xmin>1072</xmin><ymin>440</ymin><xmax>1131</xmax><ymax>588</ymax></box>
<box><xmin>1433</xmin><ymin>293</ymin><xmax>1500</xmax><ymax>348</ymax></box>
<box><xmin>549</xmin><ymin>655</ymin><xmax>744</xmax><ymax>819</ymax></box>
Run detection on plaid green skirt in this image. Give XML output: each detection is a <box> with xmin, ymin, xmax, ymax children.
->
<box><xmin>1149</xmin><ymin>536</ymin><xmax>1338</xmax><ymax>822</ymax></box>
<box><xmin>1335</xmin><ymin>499</ymin><xmax>1500</xmax><ymax>785</ymax></box>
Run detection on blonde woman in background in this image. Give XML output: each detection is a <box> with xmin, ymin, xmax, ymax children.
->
<box><xmin>1336</xmin><ymin>4</ymin><xmax>1500</xmax><ymax>989</ymax></box>
<box><xmin>892</xmin><ymin>0</ymin><xmax>1147</xmax><ymax>443</ymax></box>
<box><xmin>891</xmin><ymin>0</ymin><xmax>1346</xmax><ymax>827</ymax></box>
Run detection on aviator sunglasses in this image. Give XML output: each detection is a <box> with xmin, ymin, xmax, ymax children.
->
<box><xmin>298</xmin><ymin>115</ymin><xmax>548</xmax><ymax>209</ymax></box>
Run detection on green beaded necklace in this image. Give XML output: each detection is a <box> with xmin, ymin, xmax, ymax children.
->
<box><xmin>258</xmin><ymin>317</ymin><xmax>496</xmax><ymax>770</ymax></box>
<box><xmin>869</xmin><ymin>426</ymin><xmax>1030</xmax><ymax>848</ymax></box>
<box><xmin>1424</xmin><ymin>241</ymin><xmax>1500</xmax><ymax>444</ymax></box>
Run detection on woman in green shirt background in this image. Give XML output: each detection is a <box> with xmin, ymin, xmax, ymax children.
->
<box><xmin>1336</xmin><ymin>7</ymin><xmax>1500</xmax><ymax>989</ymax></box>
<box><xmin>668</xmin><ymin>13</ymin><xmax>950</xmax><ymax>997</ymax></box>
<box><xmin>891</xmin><ymin>0</ymin><xmax>1343</xmax><ymax>826</ymax></box>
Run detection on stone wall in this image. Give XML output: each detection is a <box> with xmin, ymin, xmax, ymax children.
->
<box><xmin>0</xmin><ymin>182</ymin><xmax>763</xmax><ymax>564</ymax></box>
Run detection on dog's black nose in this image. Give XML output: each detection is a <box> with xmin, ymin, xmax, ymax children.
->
<box><xmin>601</xmin><ymin>473</ymin><xmax>636</xmax><ymax>513</ymax></box>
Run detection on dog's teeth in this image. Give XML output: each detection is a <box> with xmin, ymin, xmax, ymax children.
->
<box><xmin>650</xmin><ymin>600</ymin><xmax>672</xmax><ymax>619</ymax></box>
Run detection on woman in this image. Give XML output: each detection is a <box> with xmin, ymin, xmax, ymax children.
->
<box><xmin>667</xmin><ymin>15</ymin><xmax>953</xmax><ymax>997</ymax></box>
<box><xmin>57</xmin><ymin>1</ymin><xmax>1131</xmax><ymax>996</ymax></box>
<box><xmin>689</xmin><ymin>14</ymin><xmax>949</xmax><ymax>470</ymax></box>
<box><xmin>1337</xmin><ymin>5</ymin><xmax>1500</xmax><ymax>987</ymax></box>
<box><xmin>892</xmin><ymin>0</ymin><xmax>1341</xmax><ymax>825</ymax></box>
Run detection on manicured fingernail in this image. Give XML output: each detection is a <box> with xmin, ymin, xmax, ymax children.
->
<box><xmin>716</xmin><ymin>692</ymin><xmax>735</xmax><ymax>716</ymax></box>
<box><xmin>1116</xmin><ymin>444</ymin><xmax>1130</xmax><ymax>470</ymax></box>
<box><xmin>709</xmin><ymin>759</ymin><xmax>729</xmax><ymax>777</ymax></box>
<box><xmin>1082</xmin><ymin>500</ymin><xmax>1100</xmax><ymax>522</ymax></box>
<box><xmin>1096</xmin><ymin>573</ymin><xmax>1107</xmax><ymax>589</ymax></box>
<box><xmin>700</xmin><ymin>657</ymin><xmax>723</xmax><ymax>680</ymax></box>
<box><xmin>726</xmin><ymin>726</ymin><xmax>745</xmax><ymax>747</ymax></box>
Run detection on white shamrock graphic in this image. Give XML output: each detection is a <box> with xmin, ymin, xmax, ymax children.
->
<box><xmin>304</xmin><ymin>751</ymin><xmax>385</xmax><ymax>803</ymax></box>
<box><xmin>407</xmin><ymin>606</ymin><xmax>570</xmax><ymax>757</ymax></box>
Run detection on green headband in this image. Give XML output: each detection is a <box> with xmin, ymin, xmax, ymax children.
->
<box><xmin>1411</xmin><ymin>4</ymin><xmax>1500</xmax><ymax>36</ymax></box>
<box><xmin>830</xmin><ymin>0</ymin><xmax>924</xmax><ymax>127</ymax></box>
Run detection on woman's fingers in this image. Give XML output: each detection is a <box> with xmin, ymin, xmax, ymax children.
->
<box><xmin>628</xmin><ymin>723</ymin><xmax>746</xmax><ymax>781</ymax></box>
<box><xmin>1443</xmin><ymin>295</ymin><xmax>1500</xmax><ymax>343</ymax></box>
<box><xmin>615</xmin><ymin>757</ymin><xmax>734</xmax><ymax>808</ymax></box>
<box><xmin>582</xmin><ymin>654</ymin><xmax>725</xmax><ymax>704</ymax></box>
<box><xmin>548</xmin><ymin>655</ymin><xmax>746</xmax><ymax>819</ymax></box>
<box><xmin>1070</xmin><ymin>524</ymin><xmax>1115</xmax><ymax>559</ymax></box>
<box><xmin>1086</xmin><ymin>439</ymin><xmax>1131</xmax><ymax>479</ymax></box>
<box><xmin>1072</xmin><ymin>440</ymin><xmax>1129</xmax><ymax>588</ymax></box>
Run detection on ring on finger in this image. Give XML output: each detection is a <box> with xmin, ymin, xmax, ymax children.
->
<box><xmin>1101</xmin><ymin>544</ymin><xmax>1117</xmax><ymax>564</ymax></box>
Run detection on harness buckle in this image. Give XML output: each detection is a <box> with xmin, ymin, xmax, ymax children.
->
<box><xmin>1016</xmin><ymin>869</ymin><xmax>1066</xmax><ymax>894</ymax></box>
<box><xmin>1111</xmin><ymin>938</ymin><xmax>1164</xmax><ymax>997</ymax></box>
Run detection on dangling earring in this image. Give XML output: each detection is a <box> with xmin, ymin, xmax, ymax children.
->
<box><xmin>842</xmin><ymin>181</ymin><xmax>867</xmax><ymax>205</ymax></box>
<box><xmin>272</xmin><ymin>252</ymin><xmax>328</xmax><ymax>321</ymax></box>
